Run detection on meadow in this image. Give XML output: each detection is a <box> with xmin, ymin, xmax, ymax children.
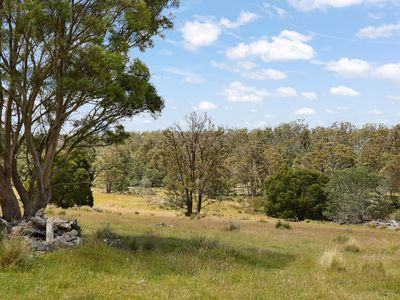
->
<box><xmin>1</xmin><ymin>191</ymin><xmax>400</xmax><ymax>300</ymax></box>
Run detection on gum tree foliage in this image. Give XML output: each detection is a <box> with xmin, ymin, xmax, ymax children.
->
<box><xmin>0</xmin><ymin>0</ymin><xmax>178</xmax><ymax>220</ymax></box>
<box><xmin>324</xmin><ymin>167</ymin><xmax>392</xmax><ymax>223</ymax></box>
<box><xmin>264</xmin><ymin>167</ymin><xmax>329</xmax><ymax>221</ymax></box>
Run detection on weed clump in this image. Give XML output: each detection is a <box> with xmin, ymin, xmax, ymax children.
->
<box><xmin>96</xmin><ymin>224</ymin><xmax>118</xmax><ymax>240</ymax></box>
<box><xmin>275</xmin><ymin>220</ymin><xmax>291</xmax><ymax>230</ymax></box>
<box><xmin>320</xmin><ymin>248</ymin><xmax>345</xmax><ymax>271</ymax></box>
<box><xmin>0</xmin><ymin>236</ymin><xmax>31</xmax><ymax>269</ymax></box>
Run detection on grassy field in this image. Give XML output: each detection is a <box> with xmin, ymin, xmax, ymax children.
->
<box><xmin>1</xmin><ymin>191</ymin><xmax>400</xmax><ymax>299</ymax></box>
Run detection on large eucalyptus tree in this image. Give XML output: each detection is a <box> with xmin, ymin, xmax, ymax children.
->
<box><xmin>0</xmin><ymin>0</ymin><xmax>178</xmax><ymax>220</ymax></box>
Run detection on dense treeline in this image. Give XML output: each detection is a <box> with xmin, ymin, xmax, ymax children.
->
<box><xmin>93</xmin><ymin>117</ymin><xmax>400</xmax><ymax>219</ymax></box>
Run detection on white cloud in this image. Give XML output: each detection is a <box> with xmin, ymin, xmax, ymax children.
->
<box><xmin>181</xmin><ymin>20</ymin><xmax>221</xmax><ymax>51</ymax></box>
<box><xmin>302</xmin><ymin>92</ymin><xmax>317</xmax><ymax>100</ymax></box>
<box><xmin>326</xmin><ymin>58</ymin><xmax>371</xmax><ymax>77</ymax></box>
<box><xmin>288</xmin><ymin>0</ymin><xmax>398</xmax><ymax>11</ymax></box>
<box><xmin>220</xmin><ymin>11</ymin><xmax>259</xmax><ymax>29</ymax></box>
<box><xmin>243</xmin><ymin>68</ymin><xmax>287</xmax><ymax>80</ymax></box>
<box><xmin>226</xmin><ymin>30</ymin><xmax>315</xmax><ymax>62</ymax></box>
<box><xmin>220</xmin><ymin>81</ymin><xmax>268</xmax><ymax>103</ymax></box>
<box><xmin>181</xmin><ymin>12</ymin><xmax>259</xmax><ymax>51</ymax></box>
<box><xmin>357</xmin><ymin>21</ymin><xmax>400</xmax><ymax>39</ymax></box>
<box><xmin>370</xmin><ymin>109</ymin><xmax>384</xmax><ymax>115</ymax></box>
<box><xmin>237</xmin><ymin>61</ymin><xmax>258</xmax><ymax>71</ymax></box>
<box><xmin>193</xmin><ymin>101</ymin><xmax>218</xmax><ymax>111</ymax></box>
<box><xmin>325</xmin><ymin>106</ymin><xmax>348</xmax><ymax>114</ymax></box>
<box><xmin>330</xmin><ymin>85</ymin><xmax>361</xmax><ymax>97</ymax></box>
<box><xmin>294</xmin><ymin>107</ymin><xmax>316</xmax><ymax>115</ymax></box>
<box><xmin>374</xmin><ymin>63</ymin><xmax>400</xmax><ymax>82</ymax></box>
<box><xmin>388</xmin><ymin>94</ymin><xmax>400</xmax><ymax>101</ymax></box>
<box><xmin>164</xmin><ymin>68</ymin><xmax>205</xmax><ymax>84</ymax></box>
<box><xmin>274</xmin><ymin>87</ymin><xmax>297</xmax><ymax>97</ymax></box>
<box><xmin>264</xmin><ymin>3</ymin><xmax>287</xmax><ymax>18</ymax></box>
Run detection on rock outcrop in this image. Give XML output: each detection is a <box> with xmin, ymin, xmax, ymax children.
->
<box><xmin>0</xmin><ymin>209</ymin><xmax>82</xmax><ymax>252</ymax></box>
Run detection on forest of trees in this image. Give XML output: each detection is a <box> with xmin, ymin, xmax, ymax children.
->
<box><xmin>92</xmin><ymin>114</ymin><xmax>400</xmax><ymax>221</ymax></box>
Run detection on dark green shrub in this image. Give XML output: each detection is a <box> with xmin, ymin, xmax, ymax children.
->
<box><xmin>51</xmin><ymin>149</ymin><xmax>94</xmax><ymax>208</ymax></box>
<box><xmin>265</xmin><ymin>167</ymin><xmax>329</xmax><ymax>221</ymax></box>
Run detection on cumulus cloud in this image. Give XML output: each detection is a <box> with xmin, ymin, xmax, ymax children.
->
<box><xmin>181</xmin><ymin>12</ymin><xmax>259</xmax><ymax>51</ymax></box>
<box><xmin>226</xmin><ymin>30</ymin><xmax>315</xmax><ymax>62</ymax></box>
<box><xmin>374</xmin><ymin>63</ymin><xmax>400</xmax><ymax>82</ymax></box>
<box><xmin>180</xmin><ymin>20</ymin><xmax>221</xmax><ymax>51</ymax></box>
<box><xmin>302</xmin><ymin>92</ymin><xmax>317</xmax><ymax>100</ymax></box>
<box><xmin>243</xmin><ymin>68</ymin><xmax>287</xmax><ymax>80</ymax></box>
<box><xmin>330</xmin><ymin>85</ymin><xmax>361</xmax><ymax>97</ymax></box>
<box><xmin>193</xmin><ymin>101</ymin><xmax>218</xmax><ymax>111</ymax></box>
<box><xmin>294</xmin><ymin>107</ymin><xmax>316</xmax><ymax>115</ymax></box>
<box><xmin>220</xmin><ymin>81</ymin><xmax>268</xmax><ymax>103</ymax></box>
<box><xmin>357</xmin><ymin>21</ymin><xmax>400</xmax><ymax>39</ymax></box>
<box><xmin>220</xmin><ymin>11</ymin><xmax>259</xmax><ymax>29</ymax></box>
<box><xmin>326</xmin><ymin>58</ymin><xmax>371</xmax><ymax>77</ymax></box>
<box><xmin>288</xmin><ymin>0</ymin><xmax>397</xmax><ymax>11</ymax></box>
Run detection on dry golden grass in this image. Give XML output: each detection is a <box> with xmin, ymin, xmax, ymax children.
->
<box><xmin>3</xmin><ymin>191</ymin><xmax>400</xmax><ymax>299</ymax></box>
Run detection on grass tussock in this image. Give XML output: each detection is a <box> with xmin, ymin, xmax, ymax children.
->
<box><xmin>0</xmin><ymin>236</ymin><xmax>31</xmax><ymax>269</ymax></box>
<box><xmin>184</xmin><ymin>235</ymin><xmax>220</xmax><ymax>253</ymax></box>
<box><xmin>361</xmin><ymin>257</ymin><xmax>386</xmax><ymax>276</ymax></box>
<box><xmin>275</xmin><ymin>220</ymin><xmax>291</xmax><ymax>230</ymax></box>
<box><xmin>333</xmin><ymin>235</ymin><xmax>350</xmax><ymax>244</ymax></box>
<box><xmin>142</xmin><ymin>233</ymin><xmax>156</xmax><ymax>251</ymax></box>
<box><xmin>320</xmin><ymin>248</ymin><xmax>346</xmax><ymax>271</ymax></box>
<box><xmin>343</xmin><ymin>238</ymin><xmax>361</xmax><ymax>253</ymax></box>
<box><xmin>221</xmin><ymin>222</ymin><xmax>240</xmax><ymax>231</ymax></box>
<box><xmin>96</xmin><ymin>224</ymin><xmax>118</xmax><ymax>240</ymax></box>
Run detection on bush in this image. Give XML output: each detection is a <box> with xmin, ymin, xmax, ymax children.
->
<box><xmin>324</xmin><ymin>167</ymin><xmax>391</xmax><ymax>223</ymax></box>
<box><xmin>265</xmin><ymin>167</ymin><xmax>328</xmax><ymax>221</ymax></box>
<box><xmin>0</xmin><ymin>236</ymin><xmax>31</xmax><ymax>269</ymax></box>
<box><xmin>96</xmin><ymin>224</ymin><xmax>118</xmax><ymax>240</ymax></box>
<box><xmin>275</xmin><ymin>220</ymin><xmax>291</xmax><ymax>230</ymax></box>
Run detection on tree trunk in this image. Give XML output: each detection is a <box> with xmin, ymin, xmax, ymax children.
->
<box><xmin>185</xmin><ymin>189</ymin><xmax>193</xmax><ymax>216</ymax></box>
<box><xmin>0</xmin><ymin>186</ymin><xmax>22</xmax><ymax>221</ymax></box>
<box><xmin>196</xmin><ymin>193</ymin><xmax>203</xmax><ymax>214</ymax></box>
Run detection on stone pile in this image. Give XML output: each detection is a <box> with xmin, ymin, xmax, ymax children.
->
<box><xmin>368</xmin><ymin>219</ymin><xmax>400</xmax><ymax>229</ymax></box>
<box><xmin>0</xmin><ymin>209</ymin><xmax>82</xmax><ymax>252</ymax></box>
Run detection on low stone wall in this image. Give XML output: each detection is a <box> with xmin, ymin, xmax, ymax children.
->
<box><xmin>0</xmin><ymin>209</ymin><xmax>82</xmax><ymax>252</ymax></box>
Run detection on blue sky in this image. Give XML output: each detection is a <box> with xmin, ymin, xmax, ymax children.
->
<box><xmin>127</xmin><ymin>0</ymin><xmax>400</xmax><ymax>131</ymax></box>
